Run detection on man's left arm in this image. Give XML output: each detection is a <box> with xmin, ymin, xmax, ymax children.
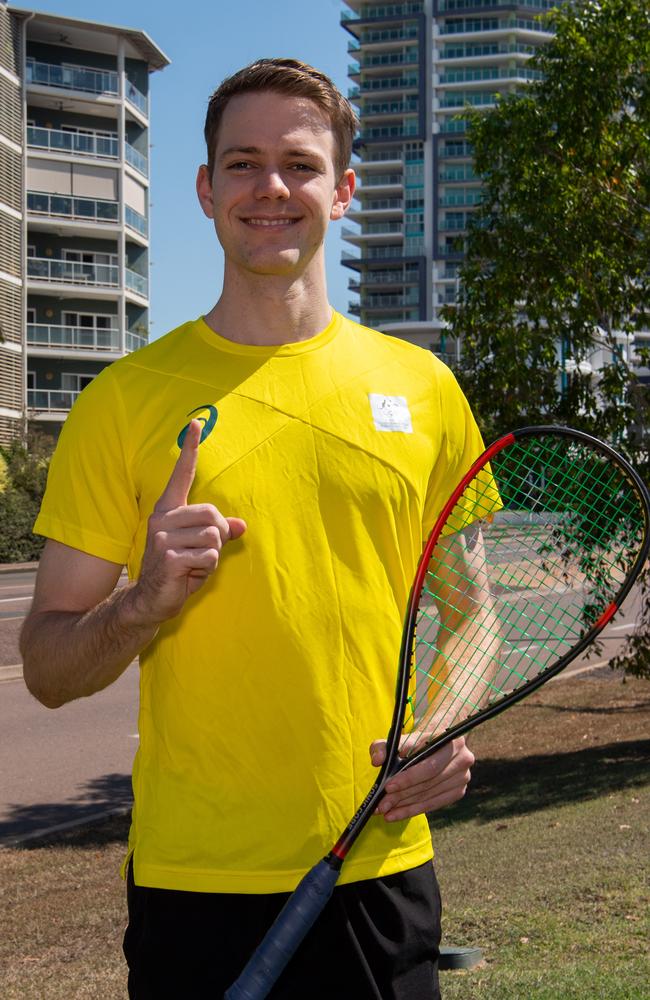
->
<box><xmin>370</xmin><ymin>524</ymin><xmax>498</xmax><ymax>821</ymax></box>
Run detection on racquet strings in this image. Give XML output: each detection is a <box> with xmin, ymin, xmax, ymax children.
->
<box><xmin>401</xmin><ymin>433</ymin><xmax>645</xmax><ymax>756</ymax></box>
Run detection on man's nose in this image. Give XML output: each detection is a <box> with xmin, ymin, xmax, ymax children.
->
<box><xmin>254</xmin><ymin>167</ymin><xmax>290</xmax><ymax>199</ymax></box>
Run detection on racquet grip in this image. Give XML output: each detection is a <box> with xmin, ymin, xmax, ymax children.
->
<box><xmin>224</xmin><ymin>858</ymin><xmax>341</xmax><ymax>1000</ymax></box>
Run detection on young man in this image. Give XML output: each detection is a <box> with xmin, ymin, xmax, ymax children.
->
<box><xmin>21</xmin><ymin>60</ymin><xmax>482</xmax><ymax>998</ymax></box>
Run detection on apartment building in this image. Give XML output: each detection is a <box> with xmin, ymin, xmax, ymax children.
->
<box><xmin>0</xmin><ymin>4</ymin><xmax>169</xmax><ymax>444</ymax></box>
<box><xmin>342</xmin><ymin>0</ymin><xmax>561</xmax><ymax>357</ymax></box>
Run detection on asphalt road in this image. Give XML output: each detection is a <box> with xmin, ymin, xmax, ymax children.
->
<box><xmin>0</xmin><ymin>568</ymin><xmax>139</xmax><ymax>847</ymax></box>
<box><xmin>0</xmin><ymin>567</ymin><xmax>642</xmax><ymax>848</ymax></box>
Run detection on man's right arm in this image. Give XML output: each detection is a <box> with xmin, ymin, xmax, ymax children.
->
<box><xmin>20</xmin><ymin>541</ymin><xmax>156</xmax><ymax>708</ymax></box>
<box><xmin>21</xmin><ymin>419</ymin><xmax>246</xmax><ymax>709</ymax></box>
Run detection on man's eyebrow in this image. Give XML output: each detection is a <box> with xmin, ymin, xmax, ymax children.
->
<box><xmin>219</xmin><ymin>146</ymin><xmax>263</xmax><ymax>160</ymax></box>
<box><xmin>219</xmin><ymin>145</ymin><xmax>326</xmax><ymax>164</ymax></box>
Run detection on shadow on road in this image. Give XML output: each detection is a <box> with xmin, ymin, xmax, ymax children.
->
<box><xmin>430</xmin><ymin>739</ymin><xmax>650</xmax><ymax>830</ymax></box>
<box><xmin>0</xmin><ymin>772</ymin><xmax>132</xmax><ymax>848</ymax></box>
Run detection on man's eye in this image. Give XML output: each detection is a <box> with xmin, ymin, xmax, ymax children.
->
<box><xmin>291</xmin><ymin>163</ymin><xmax>314</xmax><ymax>172</ymax></box>
<box><xmin>228</xmin><ymin>161</ymin><xmax>252</xmax><ymax>170</ymax></box>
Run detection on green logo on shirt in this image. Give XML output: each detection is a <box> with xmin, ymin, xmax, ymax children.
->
<box><xmin>177</xmin><ymin>405</ymin><xmax>218</xmax><ymax>448</ymax></box>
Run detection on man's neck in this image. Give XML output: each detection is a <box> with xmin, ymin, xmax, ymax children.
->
<box><xmin>203</xmin><ymin>266</ymin><xmax>333</xmax><ymax>347</ymax></box>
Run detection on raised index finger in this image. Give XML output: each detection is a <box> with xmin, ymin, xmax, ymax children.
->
<box><xmin>155</xmin><ymin>418</ymin><xmax>201</xmax><ymax>513</ymax></box>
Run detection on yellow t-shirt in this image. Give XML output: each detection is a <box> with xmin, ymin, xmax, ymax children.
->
<box><xmin>35</xmin><ymin>312</ymin><xmax>485</xmax><ymax>893</ymax></box>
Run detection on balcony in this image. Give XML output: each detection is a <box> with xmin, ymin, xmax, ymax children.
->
<box><xmin>343</xmin><ymin>222</ymin><xmax>404</xmax><ymax>241</ymax></box>
<box><xmin>440</xmin><ymin>66</ymin><xmax>543</xmax><ymax>85</ymax></box>
<box><xmin>439</xmin><ymin>0</ymin><xmax>556</xmax><ymax>11</ymax></box>
<box><xmin>440</xmin><ymin>91</ymin><xmax>499</xmax><ymax>109</ymax></box>
<box><xmin>439</xmin><ymin>189</ymin><xmax>483</xmax><ymax>207</ymax></box>
<box><xmin>439</xmin><ymin>42</ymin><xmax>540</xmax><ymax>61</ymax></box>
<box><xmin>439</xmin><ymin>17</ymin><xmax>552</xmax><ymax>36</ymax></box>
<box><xmin>27</xmin><ymin>126</ymin><xmax>118</xmax><ymax>160</ymax></box>
<box><xmin>25</xmin><ymin>59</ymin><xmax>148</xmax><ymax>116</ymax></box>
<box><xmin>437</xmin><ymin>142</ymin><xmax>474</xmax><ymax>158</ymax></box>
<box><xmin>27</xmin><ymin>256</ymin><xmax>119</xmax><ymax>287</ymax></box>
<box><xmin>125</xmin><ymin>80</ymin><xmax>148</xmax><ymax>117</ymax></box>
<box><xmin>125</xmin><ymin>142</ymin><xmax>149</xmax><ymax>177</ymax></box>
<box><xmin>359</xmin><ymin>124</ymin><xmax>420</xmax><ymax>140</ymax></box>
<box><xmin>27</xmin><ymin>323</ymin><xmax>120</xmax><ymax>352</ymax></box>
<box><xmin>342</xmin><ymin>3</ymin><xmax>424</xmax><ymax>22</ymax></box>
<box><xmin>126</xmin><ymin>330</ymin><xmax>147</xmax><ymax>352</ymax></box>
<box><xmin>362</xmin><ymin>98</ymin><xmax>419</xmax><ymax>116</ymax></box>
<box><xmin>125</xmin><ymin>267</ymin><xmax>148</xmax><ymax>297</ymax></box>
<box><xmin>26</xmin><ymin>58</ymin><xmax>118</xmax><ymax>97</ymax></box>
<box><xmin>349</xmin><ymin>75</ymin><xmax>418</xmax><ymax>98</ymax></box>
<box><xmin>28</xmin><ymin>388</ymin><xmax>79</xmax><ymax>413</ymax></box>
<box><xmin>125</xmin><ymin>205</ymin><xmax>148</xmax><ymax>237</ymax></box>
<box><xmin>27</xmin><ymin>191</ymin><xmax>118</xmax><ymax>225</ymax></box>
<box><xmin>439</xmin><ymin>164</ymin><xmax>478</xmax><ymax>181</ymax></box>
<box><xmin>357</xmin><ymin>51</ymin><xmax>419</xmax><ymax>69</ymax></box>
<box><xmin>357</xmin><ymin>26</ymin><xmax>419</xmax><ymax>45</ymax></box>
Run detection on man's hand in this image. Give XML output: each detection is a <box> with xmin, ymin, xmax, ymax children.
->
<box><xmin>369</xmin><ymin>736</ymin><xmax>474</xmax><ymax>822</ymax></box>
<box><xmin>129</xmin><ymin>419</ymin><xmax>247</xmax><ymax>627</ymax></box>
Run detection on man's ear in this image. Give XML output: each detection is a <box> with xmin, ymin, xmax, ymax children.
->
<box><xmin>196</xmin><ymin>164</ymin><xmax>215</xmax><ymax>219</ymax></box>
<box><xmin>330</xmin><ymin>168</ymin><xmax>356</xmax><ymax>221</ymax></box>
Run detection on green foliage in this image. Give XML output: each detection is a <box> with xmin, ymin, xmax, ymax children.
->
<box><xmin>0</xmin><ymin>429</ymin><xmax>54</xmax><ymax>563</ymax></box>
<box><xmin>442</xmin><ymin>0</ymin><xmax>650</xmax><ymax>677</ymax></box>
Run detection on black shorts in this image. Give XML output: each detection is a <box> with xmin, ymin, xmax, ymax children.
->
<box><xmin>123</xmin><ymin>858</ymin><xmax>442</xmax><ymax>999</ymax></box>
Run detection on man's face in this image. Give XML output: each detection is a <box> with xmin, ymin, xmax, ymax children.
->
<box><xmin>196</xmin><ymin>91</ymin><xmax>355</xmax><ymax>278</ymax></box>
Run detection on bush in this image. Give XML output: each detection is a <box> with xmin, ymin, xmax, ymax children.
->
<box><xmin>0</xmin><ymin>487</ymin><xmax>45</xmax><ymax>562</ymax></box>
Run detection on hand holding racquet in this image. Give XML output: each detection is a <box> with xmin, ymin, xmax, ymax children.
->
<box><xmin>225</xmin><ymin>425</ymin><xmax>650</xmax><ymax>1000</ymax></box>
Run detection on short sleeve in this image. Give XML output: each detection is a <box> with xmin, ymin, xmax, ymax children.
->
<box><xmin>34</xmin><ymin>366</ymin><xmax>139</xmax><ymax>564</ymax></box>
<box><xmin>421</xmin><ymin>363</ymin><xmax>487</xmax><ymax>537</ymax></box>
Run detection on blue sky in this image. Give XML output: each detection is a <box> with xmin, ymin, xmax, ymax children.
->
<box><xmin>18</xmin><ymin>0</ymin><xmax>354</xmax><ymax>338</ymax></box>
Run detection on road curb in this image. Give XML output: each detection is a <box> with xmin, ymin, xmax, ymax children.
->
<box><xmin>0</xmin><ymin>562</ymin><xmax>38</xmax><ymax>574</ymax></box>
<box><xmin>0</xmin><ymin>663</ymin><xmax>23</xmax><ymax>681</ymax></box>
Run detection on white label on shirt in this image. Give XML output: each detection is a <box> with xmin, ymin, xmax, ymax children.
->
<box><xmin>368</xmin><ymin>394</ymin><xmax>413</xmax><ymax>433</ymax></box>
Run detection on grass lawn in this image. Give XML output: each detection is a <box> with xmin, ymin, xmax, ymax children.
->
<box><xmin>1</xmin><ymin>668</ymin><xmax>648</xmax><ymax>999</ymax></box>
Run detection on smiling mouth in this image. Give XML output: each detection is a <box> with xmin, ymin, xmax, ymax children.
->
<box><xmin>242</xmin><ymin>217</ymin><xmax>300</xmax><ymax>228</ymax></box>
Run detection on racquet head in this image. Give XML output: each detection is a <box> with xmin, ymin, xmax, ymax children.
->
<box><xmin>389</xmin><ymin>425</ymin><xmax>650</xmax><ymax>771</ymax></box>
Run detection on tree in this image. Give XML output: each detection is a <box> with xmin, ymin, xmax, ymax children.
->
<box><xmin>442</xmin><ymin>0</ymin><xmax>650</xmax><ymax>677</ymax></box>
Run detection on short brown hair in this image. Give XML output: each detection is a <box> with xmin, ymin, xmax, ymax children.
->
<box><xmin>204</xmin><ymin>58</ymin><xmax>358</xmax><ymax>182</ymax></box>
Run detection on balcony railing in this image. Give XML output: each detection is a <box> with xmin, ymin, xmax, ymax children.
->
<box><xmin>28</xmin><ymin>389</ymin><xmax>79</xmax><ymax>412</ymax></box>
<box><xmin>125</xmin><ymin>267</ymin><xmax>148</xmax><ymax>297</ymax></box>
<box><xmin>360</xmin><ymin>124</ymin><xmax>420</xmax><ymax>139</ymax></box>
<box><xmin>358</xmin><ymin>51</ymin><xmax>419</xmax><ymax>68</ymax></box>
<box><xmin>25</xmin><ymin>59</ymin><xmax>148</xmax><ymax>115</ymax></box>
<box><xmin>439</xmin><ymin>189</ymin><xmax>483</xmax><ymax>207</ymax></box>
<box><xmin>27</xmin><ymin>191</ymin><xmax>119</xmax><ymax>224</ymax></box>
<box><xmin>26</xmin><ymin>58</ymin><xmax>118</xmax><ymax>96</ymax></box>
<box><xmin>441</xmin><ymin>91</ymin><xmax>499</xmax><ymax>108</ymax></box>
<box><xmin>27</xmin><ymin>323</ymin><xmax>120</xmax><ymax>351</ymax></box>
<box><xmin>438</xmin><ymin>142</ymin><xmax>474</xmax><ymax>158</ymax></box>
<box><xmin>355</xmin><ymin>197</ymin><xmax>403</xmax><ymax>211</ymax></box>
<box><xmin>439</xmin><ymin>0</ymin><xmax>555</xmax><ymax>10</ymax></box>
<box><xmin>361</xmin><ymin>173</ymin><xmax>403</xmax><ymax>186</ymax></box>
<box><xmin>125</xmin><ymin>80</ymin><xmax>148</xmax><ymax>116</ymax></box>
<box><xmin>125</xmin><ymin>205</ymin><xmax>148</xmax><ymax>237</ymax></box>
<box><xmin>350</xmin><ymin>76</ymin><xmax>418</xmax><ymax>97</ymax></box>
<box><xmin>440</xmin><ymin>66</ymin><xmax>544</xmax><ymax>84</ymax></box>
<box><xmin>27</xmin><ymin>126</ymin><xmax>118</xmax><ymax>159</ymax></box>
<box><xmin>363</xmin><ymin>99</ymin><xmax>419</xmax><ymax>115</ymax></box>
<box><xmin>342</xmin><ymin>2</ymin><xmax>424</xmax><ymax>20</ymax></box>
<box><xmin>439</xmin><ymin>215</ymin><xmax>472</xmax><ymax>230</ymax></box>
<box><xmin>125</xmin><ymin>141</ymin><xmax>149</xmax><ymax>177</ymax></box>
<box><xmin>126</xmin><ymin>330</ymin><xmax>147</xmax><ymax>352</ymax></box>
<box><xmin>27</xmin><ymin>256</ymin><xmax>119</xmax><ymax>286</ymax></box>
<box><xmin>358</xmin><ymin>27</ymin><xmax>419</xmax><ymax>44</ymax></box>
<box><xmin>440</xmin><ymin>42</ymin><xmax>541</xmax><ymax>59</ymax></box>
<box><xmin>439</xmin><ymin>17</ymin><xmax>551</xmax><ymax>35</ymax></box>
